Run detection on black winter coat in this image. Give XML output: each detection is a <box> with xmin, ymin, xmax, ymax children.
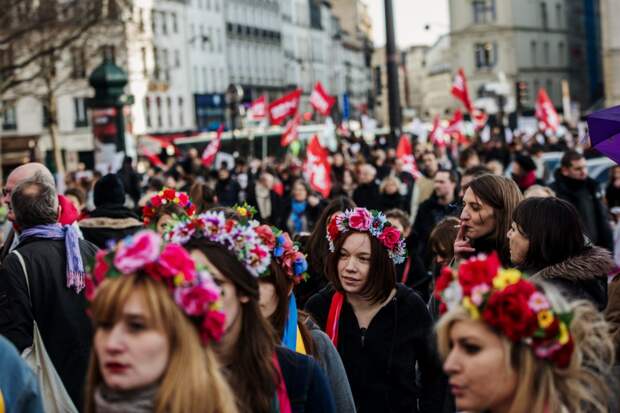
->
<box><xmin>79</xmin><ymin>205</ymin><xmax>143</xmax><ymax>249</ymax></box>
<box><xmin>530</xmin><ymin>246</ymin><xmax>613</xmax><ymax>311</ymax></box>
<box><xmin>0</xmin><ymin>237</ymin><xmax>98</xmax><ymax>411</ymax></box>
<box><xmin>550</xmin><ymin>171</ymin><xmax>614</xmax><ymax>251</ymax></box>
<box><xmin>353</xmin><ymin>183</ymin><xmax>381</xmax><ymax>211</ymax></box>
<box><xmin>412</xmin><ymin>195</ymin><xmax>460</xmax><ymax>267</ymax></box>
<box><xmin>305</xmin><ymin>284</ymin><xmax>446</xmax><ymax>413</ymax></box>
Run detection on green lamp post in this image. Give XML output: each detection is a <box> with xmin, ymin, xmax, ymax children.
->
<box><xmin>88</xmin><ymin>56</ymin><xmax>129</xmax><ymax>154</ymax></box>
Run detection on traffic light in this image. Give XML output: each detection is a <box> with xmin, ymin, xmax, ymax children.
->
<box><xmin>515</xmin><ymin>81</ymin><xmax>529</xmax><ymax>110</ymax></box>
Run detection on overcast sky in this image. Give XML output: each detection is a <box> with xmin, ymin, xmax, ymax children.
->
<box><xmin>366</xmin><ymin>0</ymin><xmax>450</xmax><ymax>48</ymax></box>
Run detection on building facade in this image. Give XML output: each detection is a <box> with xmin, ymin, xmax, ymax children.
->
<box><xmin>601</xmin><ymin>0</ymin><xmax>620</xmax><ymax>106</ymax></box>
<box><xmin>402</xmin><ymin>45</ymin><xmax>429</xmax><ymax>118</ymax></box>
<box><xmin>371</xmin><ymin>47</ymin><xmax>408</xmax><ymax>127</ymax></box>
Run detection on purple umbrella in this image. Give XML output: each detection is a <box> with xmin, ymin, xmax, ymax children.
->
<box><xmin>587</xmin><ymin>105</ymin><xmax>620</xmax><ymax>164</ymax></box>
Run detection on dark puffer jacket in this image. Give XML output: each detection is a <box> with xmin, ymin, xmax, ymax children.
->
<box><xmin>530</xmin><ymin>246</ymin><xmax>613</xmax><ymax>311</ymax></box>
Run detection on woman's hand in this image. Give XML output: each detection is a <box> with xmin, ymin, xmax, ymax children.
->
<box><xmin>453</xmin><ymin>224</ymin><xmax>475</xmax><ymax>260</ymax></box>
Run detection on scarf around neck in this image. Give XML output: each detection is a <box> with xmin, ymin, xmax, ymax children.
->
<box><xmin>19</xmin><ymin>224</ymin><xmax>86</xmax><ymax>293</ymax></box>
<box><xmin>94</xmin><ymin>383</ymin><xmax>157</xmax><ymax>413</ymax></box>
<box><xmin>290</xmin><ymin>200</ymin><xmax>307</xmax><ymax>233</ymax></box>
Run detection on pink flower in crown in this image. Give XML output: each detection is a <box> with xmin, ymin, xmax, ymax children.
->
<box><xmin>113</xmin><ymin>231</ymin><xmax>161</xmax><ymax>273</ymax></box>
<box><xmin>470</xmin><ymin>283</ymin><xmax>491</xmax><ymax>306</ymax></box>
<box><xmin>158</xmin><ymin>243</ymin><xmax>197</xmax><ymax>282</ymax></box>
<box><xmin>202</xmin><ymin>309</ymin><xmax>226</xmax><ymax>343</ymax></box>
<box><xmin>178</xmin><ymin>192</ymin><xmax>189</xmax><ymax>206</ymax></box>
<box><xmin>93</xmin><ymin>250</ymin><xmax>110</xmax><ymax>283</ymax></box>
<box><xmin>255</xmin><ymin>225</ymin><xmax>276</xmax><ymax>249</ymax></box>
<box><xmin>348</xmin><ymin>208</ymin><xmax>372</xmax><ymax>231</ymax></box>
<box><xmin>378</xmin><ymin>225</ymin><xmax>402</xmax><ymax>250</ymax></box>
<box><xmin>528</xmin><ymin>291</ymin><xmax>551</xmax><ymax>312</ymax></box>
<box><xmin>175</xmin><ymin>284</ymin><xmax>218</xmax><ymax>316</ymax></box>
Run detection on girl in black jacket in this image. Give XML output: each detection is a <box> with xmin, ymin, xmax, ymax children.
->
<box><xmin>305</xmin><ymin>207</ymin><xmax>446</xmax><ymax>413</ymax></box>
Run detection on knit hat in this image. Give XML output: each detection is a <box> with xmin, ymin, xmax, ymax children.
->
<box><xmin>514</xmin><ymin>154</ymin><xmax>537</xmax><ymax>173</ymax></box>
<box><xmin>94</xmin><ymin>174</ymin><xmax>125</xmax><ymax>207</ymax></box>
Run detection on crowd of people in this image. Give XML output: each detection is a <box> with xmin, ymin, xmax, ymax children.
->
<box><xmin>0</xmin><ymin>128</ymin><xmax>619</xmax><ymax>413</ymax></box>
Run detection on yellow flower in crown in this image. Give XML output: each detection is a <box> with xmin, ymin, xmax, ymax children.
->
<box><xmin>537</xmin><ymin>310</ymin><xmax>554</xmax><ymax>329</ymax></box>
<box><xmin>462</xmin><ymin>296</ymin><xmax>480</xmax><ymax>320</ymax></box>
<box><xmin>493</xmin><ymin>268</ymin><xmax>522</xmax><ymax>291</ymax></box>
<box><xmin>558</xmin><ymin>322</ymin><xmax>570</xmax><ymax>345</ymax></box>
<box><xmin>238</xmin><ymin>207</ymin><xmax>248</xmax><ymax>217</ymax></box>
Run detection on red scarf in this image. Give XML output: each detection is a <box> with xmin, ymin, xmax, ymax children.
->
<box><xmin>326</xmin><ymin>292</ymin><xmax>345</xmax><ymax>347</ymax></box>
<box><xmin>273</xmin><ymin>354</ymin><xmax>292</xmax><ymax>413</ymax></box>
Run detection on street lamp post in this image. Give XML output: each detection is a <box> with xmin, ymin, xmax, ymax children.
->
<box><xmin>384</xmin><ymin>0</ymin><xmax>401</xmax><ymax>147</ymax></box>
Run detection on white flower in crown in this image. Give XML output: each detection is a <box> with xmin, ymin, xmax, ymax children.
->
<box><xmin>442</xmin><ymin>281</ymin><xmax>464</xmax><ymax>312</ymax></box>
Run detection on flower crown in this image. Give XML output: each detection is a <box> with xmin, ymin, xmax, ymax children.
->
<box><xmin>326</xmin><ymin>208</ymin><xmax>407</xmax><ymax>264</ymax></box>
<box><xmin>255</xmin><ymin>225</ymin><xmax>309</xmax><ymax>283</ymax></box>
<box><xmin>143</xmin><ymin>188</ymin><xmax>196</xmax><ymax>225</ymax></box>
<box><xmin>86</xmin><ymin>230</ymin><xmax>225</xmax><ymax>344</ymax></box>
<box><xmin>165</xmin><ymin>211</ymin><xmax>271</xmax><ymax>278</ymax></box>
<box><xmin>435</xmin><ymin>253</ymin><xmax>574</xmax><ymax>368</ymax></box>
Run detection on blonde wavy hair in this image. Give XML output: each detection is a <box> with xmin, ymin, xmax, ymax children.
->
<box><xmin>436</xmin><ymin>282</ymin><xmax>615</xmax><ymax>413</ymax></box>
<box><xmin>84</xmin><ymin>275</ymin><xmax>238</xmax><ymax>413</ymax></box>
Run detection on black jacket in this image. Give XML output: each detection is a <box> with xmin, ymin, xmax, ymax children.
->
<box><xmin>353</xmin><ymin>182</ymin><xmax>381</xmax><ymax>211</ymax></box>
<box><xmin>550</xmin><ymin>170</ymin><xmax>614</xmax><ymax>251</ymax></box>
<box><xmin>378</xmin><ymin>192</ymin><xmax>407</xmax><ymax>212</ymax></box>
<box><xmin>305</xmin><ymin>284</ymin><xmax>446</xmax><ymax>413</ymax></box>
<box><xmin>215</xmin><ymin>177</ymin><xmax>241</xmax><ymax>207</ymax></box>
<box><xmin>530</xmin><ymin>246</ymin><xmax>613</xmax><ymax>311</ymax></box>
<box><xmin>79</xmin><ymin>205</ymin><xmax>143</xmax><ymax>249</ymax></box>
<box><xmin>276</xmin><ymin>346</ymin><xmax>336</xmax><ymax>413</ymax></box>
<box><xmin>412</xmin><ymin>195</ymin><xmax>460</xmax><ymax>267</ymax></box>
<box><xmin>0</xmin><ymin>237</ymin><xmax>98</xmax><ymax>411</ymax></box>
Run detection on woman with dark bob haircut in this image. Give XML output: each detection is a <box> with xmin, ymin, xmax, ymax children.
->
<box><xmin>305</xmin><ymin>207</ymin><xmax>445</xmax><ymax>413</ymax></box>
<box><xmin>507</xmin><ymin>197</ymin><xmax>614</xmax><ymax>310</ymax></box>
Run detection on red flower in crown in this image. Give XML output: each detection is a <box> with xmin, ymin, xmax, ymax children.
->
<box><xmin>327</xmin><ymin>217</ymin><xmax>340</xmax><ymax>241</ymax></box>
<box><xmin>482</xmin><ymin>280</ymin><xmax>538</xmax><ymax>342</ymax></box>
<box><xmin>163</xmin><ymin>188</ymin><xmax>177</xmax><ymax>201</ymax></box>
<box><xmin>158</xmin><ymin>244</ymin><xmax>197</xmax><ymax>282</ymax></box>
<box><xmin>434</xmin><ymin>266</ymin><xmax>454</xmax><ymax>299</ymax></box>
<box><xmin>93</xmin><ymin>250</ymin><xmax>110</xmax><ymax>283</ymax></box>
<box><xmin>255</xmin><ymin>225</ymin><xmax>277</xmax><ymax>249</ymax></box>
<box><xmin>549</xmin><ymin>335</ymin><xmax>574</xmax><ymax>368</ymax></box>
<box><xmin>348</xmin><ymin>208</ymin><xmax>372</xmax><ymax>231</ymax></box>
<box><xmin>378</xmin><ymin>226</ymin><xmax>401</xmax><ymax>250</ymax></box>
<box><xmin>458</xmin><ymin>253</ymin><xmax>501</xmax><ymax>296</ymax></box>
<box><xmin>151</xmin><ymin>196</ymin><xmax>163</xmax><ymax>208</ymax></box>
<box><xmin>178</xmin><ymin>192</ymin><xmax>189</xmax><ymax>205</ymax></box>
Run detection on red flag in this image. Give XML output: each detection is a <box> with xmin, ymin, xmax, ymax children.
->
<box><xmin>269</xmin><ymin>89</ymin><xmax>302</xmax><ymax>125</ymax></box>
<box><xmin>304</xmin><ymin>135</ymin><xmax>331</xmax><ymax>198</ymax></box>
<box><xmin>249</xmin><ymin>95</ymin><xmax>267</xmax><ymax>120</ymax></box>
<box><xmin>451</xmin><ymin>68</ymin><xmax>473</xmax><ymax>113</ymax></box>
<box><xmin>472</xmin><ymin>108</ymin><xmax>488</xmax><ymax>131</ymax></box>
<box><xmin>396</xmin><ymin>135</ymin><xmax>421</xmax><ymax>178</ymax></box>
<box><xmin>201</xmin><ymin>124</ymin><xmax>224</xmax><ymax>167</ymax></box>
<box><xmin>535</xmin><ymin>88</ymin><xmax>560</xmax><ymax>132</ymax></box>
<box><xmin>281</xmin><ymin>113</ymin><xmax>301</xmax><ymax>147</ymax></box>
<box><xmin>444</xmin><ymin>109</ymin><xmax>466</xmax><ymax>144</ymax></box>
<box><xmin>309</xmin><ymin>82</ymin><xmax>336</xmax><ymax>116</ymax></box>
<box><xmin>141</xmin><ymin>147</ymin><xmax>164</xmax><ymax>168</ymax></box>
<box><xmin>428</xmin><ymin>115</ymin><xmax>447</xmax><ymax>147</ymax></box>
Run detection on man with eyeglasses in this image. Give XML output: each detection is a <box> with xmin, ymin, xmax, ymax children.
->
<box><xmin>0</xmin><ymin>163</ymin><xmax>81</xmax><ymax>262</ymax></box>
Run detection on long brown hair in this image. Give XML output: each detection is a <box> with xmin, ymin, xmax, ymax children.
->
<box><xmin>466</xmin><ymin>174</ymin><xmax>523</xmax><ymax>266</ymax></box>
<box><xmin>85</xmin><ymin>275</ymin><xmax>237</xmax><ymax>413</ymax></box>
<box><xmin>325</xmin><ymin>231</ymin><xmax>396</xmax><ymax>304</ymax></box>
<box><xmin>261</xmin><ymin>262</ymin><xmax>316</xmax><ymax>356</ymax></box>
<box><xmin>185</xmin><ymin>239</ymin><xmax>279</xmax><ymax>413</ymax></box>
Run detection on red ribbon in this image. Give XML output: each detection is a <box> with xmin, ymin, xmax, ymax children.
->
<box><xmin>326</xmin><ymin>292</ymin><xmax>344</xmax><ymax>347</ymax></box>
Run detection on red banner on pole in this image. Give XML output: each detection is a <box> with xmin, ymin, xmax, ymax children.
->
<box><xmin>535</xmin><ymin>88</ymin><xmax>560</xmax><ymax>132</ymax></box>
<box><xmin>249</xmin><ymin>95</ymin><xmax>267</xmax><ymax>120</ymax></box>
<box><xmin>304</xmin><ymin>135</ymin><xmax>331</xmax><ymax>198</ymax></box>
<box><xmin>451</xmin><ymin>68</ymin><xmax>473</xmax><ymax>113</ymax></box>
<box><xmin>281</xmin><ymin>113</ymin><xmax>301</xmax><ymax>147</ymax></box>
<box><xmin>269</xmin><ymin>89</ymin><xmax>302</xmax><ymax>125</ymax></box>
<box><xmin>309</xmin><ymin>82</ymin><xmax>336</xmax><ymax>116</ymax></box>
<box><xmin>201</xmin><ymin>124</ymin><xmax>224</xmax><ymax>167</ymax></box>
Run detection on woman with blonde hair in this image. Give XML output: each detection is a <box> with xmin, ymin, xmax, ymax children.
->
<box><xmin>435</xmin><ymin>253</ymin><xmax>615</xmax><ymax>413</ymax></box>
<box><xmin>84</xmin><ymin>230</ymin><xmax>237</xmax><ymax>413</ymax></box>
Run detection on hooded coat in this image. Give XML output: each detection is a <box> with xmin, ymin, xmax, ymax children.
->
<box><xmin>529</xmin><ymin>246</ymin><xmax>613</xmax><ymax>311</ymax></box>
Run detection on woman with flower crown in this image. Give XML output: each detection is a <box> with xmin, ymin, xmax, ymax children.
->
<box><xmin>142</xmin><ymin>188</ymin><xmax>196</xmax><ymax>234</ymax></box>
<box><xmin>165</xmin><ymin>211</ymin><xmax>336</xmax><ymax>413</ymax></box>
<box><xmin>254</xmin><ymin>224</ymin><xmax>357</xmax><ymax>413</ymax></box>
<box><xmin>83</xmin><ymin>230</ymin><xmax>237</xmax><ymax>413</ymax></box>
<box><xmin>435</xmin><ymin>253</ymin><xmax>616</xmax><ymax>413</ymax></box>
<box><xmin>304</xmin><ymin>207</ymin><xmax>445</xmax><ymax>413</ymax></box>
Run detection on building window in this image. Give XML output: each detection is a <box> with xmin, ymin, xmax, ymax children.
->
<box><xmin>546</xmin><ymin>79</ymin><xmax>553</xmax><ymax>98</ymax></box>
<box><xmin>543</xmin><ymin>41</ymin><xmax>549</xmax><ymax>64</ymax></box>
<box><xmin>174</xmin><ymin>50</ymin><xmax>180</xmax><ymax>68</ymax></box>
<box><xmin>74</xmin><ymin>97</ymin><xmax>88</xmax><ymax>128</ymax></box>
<box><xmin>0</xmin><ymin>47</ymin><xmax>14</xmax><ymax>79</ymax></box>
<box><xmin>161</xmin><ymin>12</ymin><xmax>168</xmax><ymax>35</ymax></box>
<box><xmin>472</xmin><ymin>0</ymin><xmax>496</xmax><ymax>24</ymax></box>
<box><xmin>71</xmin><ymin>47</ymin><xmax>86</xmax><ymax>79</ymax></box>
<box><xmin>171</xmin><ymin>12</ymin><xmax>177</xmax><ymax>33</ymax></box>
<box><xmin>167</xmin><ymin>97</ymin><xmax>173</xmax><ymax>127</ymax></box>
<box><xmin>217</xmin><ymin>28</ymin><xmax>222</xmax><ymax>52</ymax></box>
<box><xmin>209</xmin><ymin>28</ymin><xmax>214</xmax><ymax>52</ymax></box>
<box><xmin>42</xmin><ymin>103</ymin><xmax>50</xmax><ymax>127</ymax></box>
<box><xmin>556</xmin><ymin>3</ymin><xmax>563</xmax><ymax>28</ymax></box>
<box><xmin>531</xmin><ymin>40</ymin><xmax>537</xmax><ymax>66</ymax></box>
<box><xmin>558</xmin><ymin>41</ymin><xmax>565</xmax><ymax>65</ymax></box>
<box><xmin>214</xmin><ymin>0</ymin><xmax>219</xmax><ymax>12</ymax></box>
<box><xmin>141</xmin><ymin>47</ymin><xmax>148</xmax><ymax>75</ymax></box>
<box><xmin>151</xmin><ymin>10</ymin><xmax>157</xmax><ymax>34</ymax></box>
<box><xmin>474</xmin><ymin>42</ymin><xmax>496</xmax><ymax>68</ymax></box>
<box><xmin>1</xmin><ymin>100</ymin><xmax>17</xmax><ymax>130</ymax></box>
<box><xmin>145</xmin><ymin>97</ymin><xmax>152</xmax><ymax>128</ymax></box>
<box><xmin>162</xmin><ymin>49</ymin><xmax>169</xmax><ymax>82</ymax></box>
<box><xmin>153</xmin><ymin>47</ymin><xmax>160</xmax><ymax>79</ymax></box>
<box><xmin>534</xmin><ymin>79</ymin><xmax>540</xmax><ymax>94</ymax></box>
<box><xmin>200</xmin><ymin>25</ymin><xmax>206</xmax><ymax>50</ymax></box>
<box><xmin>178</xmin><ymin>97</ymin><xmax>184</xmax><ymax>126</ymax></box>
<box><xmin>156</xmin><ymin>96</ymin><xmax>162</xmax><ymax>127</ymax></box>
<box><xmin>541</xmin><ymin>2</ymin><xmax>548</xmax><ymax>30</ymax></box>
